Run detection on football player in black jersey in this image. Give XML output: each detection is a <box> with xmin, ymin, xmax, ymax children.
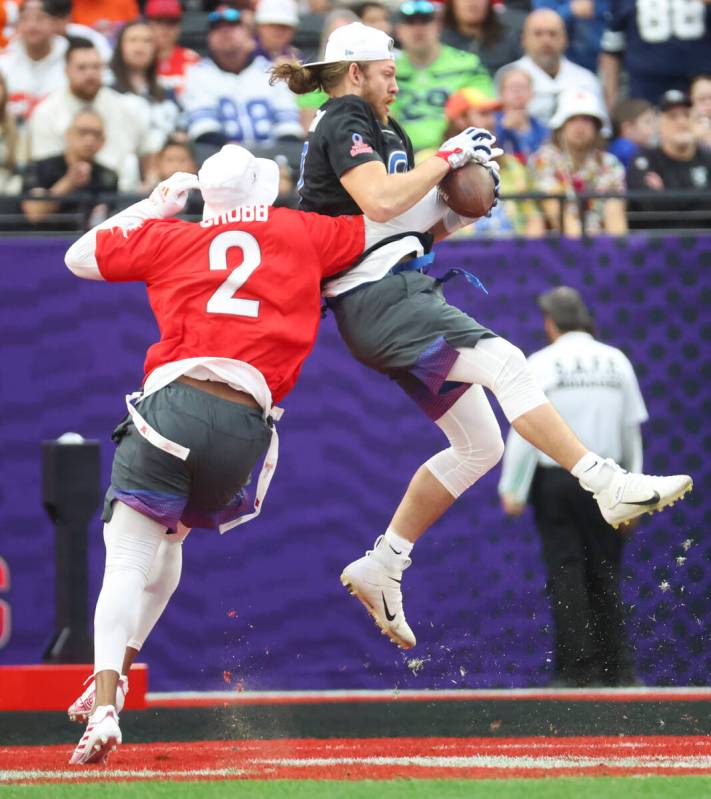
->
<box><xmin>272</xmin><ymin>21</ymin><xmax>491</xmax><ymax>220</ymax></box>
<box><xmin>271</xmin><ymin>22</ymin><xmax>693</xmax><ymax>652</ymax></box>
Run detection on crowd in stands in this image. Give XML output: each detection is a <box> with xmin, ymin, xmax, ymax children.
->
<box><xmin>0</xmin><ymin>0</ymin><xmax>710</xmax><ymax>233</ymax></box>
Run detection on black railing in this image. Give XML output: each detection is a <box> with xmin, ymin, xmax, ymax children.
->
<box><xmin>1</xmin><ymin>188</ymin><xmax>710</xmax><ymax>236</ymax></box>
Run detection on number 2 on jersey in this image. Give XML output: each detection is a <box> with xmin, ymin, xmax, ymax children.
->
<box><xmin>207</xmin><ymin>231</ymin><xmax>261</xmax><ymax>318</ymax></box>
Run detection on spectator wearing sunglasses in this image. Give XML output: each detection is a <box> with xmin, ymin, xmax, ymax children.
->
<box><xmin>391</xmin><ymin>0</ymin><xmax>494</xmax><ymax>152</ymax></box>
<box><xmin>183</xmin><ymin>5</ymin><xmax>303</xmax><ymax>148</ymax></box>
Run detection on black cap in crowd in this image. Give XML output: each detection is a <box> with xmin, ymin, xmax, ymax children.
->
<box><xmin>658</xmin><ymin>89</ymin><xmax>692</xmax><ymax>113</ymax></box>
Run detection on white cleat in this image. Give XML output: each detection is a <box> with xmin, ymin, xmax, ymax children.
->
<box><xmin>69</xmin><ymin>705</ymin><xmax>122</xmax><ymax>765</ymax></box>
<box><xmin>593</xmin><ymin>463</ymin><xmax>693</xmax><ymax>529</ymax></box>
<box><xmin>340</xmin><ymin>545</ymin><xmax>416</xmax><ymax>650</ymax></box>
<box><xmin>68</xmin><ymin>675</ymin><xmax>128</xmax><ymax>723</ymax></box>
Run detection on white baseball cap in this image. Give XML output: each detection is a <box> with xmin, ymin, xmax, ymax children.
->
<box><xmin>549</xmin><ymin>88</ymin><xmax>606</xmax><ymax>130</ymax></box>
<box><xmin>198</xmin><ymin>144</ymin><xmax>280</xmax><ymax>220</ymax></box>
<box><xmin>302</xmin><ymin>22</ymin><xmax>394</xmax><ymax>68</ymax></box>
<box><xmin>255</xmin><ymin>0</ymin><xmax>299</xmax><ymax>28</ymax></box>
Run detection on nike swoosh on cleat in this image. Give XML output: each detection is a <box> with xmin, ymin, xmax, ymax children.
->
<box><xmin>388</xmin><ymin>576</ymin><xmax>402</xmax><ymax>584</ymax></box>
<box><xmin>381</xmin><ymin>592</ymin><xmax>396</xmax><ymax>621</ymax></box>
<box><xmin>621</xmin><ymin>491</ymin><xmax>660</xmax><ymax>506</ymax></box>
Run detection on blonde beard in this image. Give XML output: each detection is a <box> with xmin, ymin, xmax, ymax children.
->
<box><xmin>361</xmin><ymin>84</ymin><xmax>389</xmax><ymax>123</ymax></box>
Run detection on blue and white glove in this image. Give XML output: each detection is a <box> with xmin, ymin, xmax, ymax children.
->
<box><xmin>436</xmin><ymin>127</ymin><xmax>503</xmax><ymax>170</ymax></box>
<box><xmin>148</xmin><ymin>171</ymin><xmax>200</xmax><ymax>218</ymax></box>
<box><xmin>484</xmin><ymin>158</ymin><xmax>501</xmax><ymax>213</ymax></box>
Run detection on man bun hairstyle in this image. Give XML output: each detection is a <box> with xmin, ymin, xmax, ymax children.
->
<box><xmin>270</xmin><ymin>61</ymin><xmax>321</xmax><ymax>94</ymax></box>
<box><xmin>270</xmin><ymin>61</ymin><xmax>369</xmax><ymax>95</ymax></box>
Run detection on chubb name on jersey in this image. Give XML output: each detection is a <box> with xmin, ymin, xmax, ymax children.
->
<box><xmin>200</xmin><ymin>205</ymin><xmax>270</xmax><ymax>228</ymax></box>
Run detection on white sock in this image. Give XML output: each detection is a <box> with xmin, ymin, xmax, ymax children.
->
<box><xmin>572</xmin><ymin>452</ymin><xmax>619</xmax><ymax>494</ymax></box>
<box><xmin>373</xmin><ymin>528</ymin><xmax>413</xmax><ymax>573</ymax></box>
<box><xmin>384</xmin><ymin>527</ymin><xmax>413</xmax><ymax>554</ymax></box>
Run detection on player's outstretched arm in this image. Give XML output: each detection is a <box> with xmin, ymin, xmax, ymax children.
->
<box><xmin>65</xmin><ymin>173</ymin><xmax>199</xmax><ymax>280</ymax></box>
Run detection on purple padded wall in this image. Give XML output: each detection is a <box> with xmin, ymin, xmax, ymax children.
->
<box><xmin>0</xmin><ymin>235</ymin><xmax>708</xmax><ymax>691</ymax></box>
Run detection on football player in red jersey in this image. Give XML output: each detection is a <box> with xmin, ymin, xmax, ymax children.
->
<box><xmin>64</xmin><ymin>144</ymin><xmax>392</xmax><ymax>765</ymax></box>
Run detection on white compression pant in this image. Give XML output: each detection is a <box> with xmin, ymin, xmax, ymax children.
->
<box><xmin>93</xmin><ymin>502</ymin><xmax>184</xmax><ymax>674</ymax></box>
<box><xmin>126</xmin><ymin>533</ymin><xmax>184</xmax><ymax>652</ymax></box>
<box><xmin>425</xmin><ymin>337</ymin><xmax>548</xmax><ymax>498</ymax></box>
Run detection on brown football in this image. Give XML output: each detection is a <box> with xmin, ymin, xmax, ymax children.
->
<box><xmin>438</xmin><ymin>162</ymin><xmax>496</xmax><ymax>219</ymax></box>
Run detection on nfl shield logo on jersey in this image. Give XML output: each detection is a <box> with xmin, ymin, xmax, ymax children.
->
<box><xmin>350</xmin><ymin>133</ymin><xmax>374</xmax><ymax>157</ymax></box>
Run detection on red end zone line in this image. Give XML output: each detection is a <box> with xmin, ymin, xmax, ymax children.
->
<box><xmin>145</xmin><ymin>688</ymin><xmax>711</xmax><ymax>707</ymax></box>
<box><xmin>2</xmin><ymin>736</ymin><xmax>711</xmax><ymax>782</ymax></box>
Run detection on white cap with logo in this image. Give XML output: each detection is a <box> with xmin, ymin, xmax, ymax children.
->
<box><xmin>198</xmin><ymin>144</ymin><xmax>280</xmax><ymax>221</ymax></box>
<box><xmin>549</xmin><ymin>88</ymin><xmax>607</xmax><ymax>130</ymax></box>
<box><xmin>302</xmin><ymin>22</ymin><xmax>394</xmax><ymax>68</ymax></box>
<box><xmin>255</xmin><ymin>0</ymin><xmax>299</xmax><ymax>28</ymax></box>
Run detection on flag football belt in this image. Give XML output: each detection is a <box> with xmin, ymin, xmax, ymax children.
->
<box><xmin>392</xmin><ymin>252</ymin><xmax>488</xmax><ymax>294</ymax></box>
<box><xmin>390</xmin><ymin>251</ymin><xmax>436</xmax><ymax>274</ymax></box>
<box><xmin>124</xmin><ymin>385</ymin><xmax>284</xmax><ymax>534</ymax></box>
<box><xmin>323</xmin><ymin>253</ymin><xmax>488</xmax><ymax>315</ymax></box>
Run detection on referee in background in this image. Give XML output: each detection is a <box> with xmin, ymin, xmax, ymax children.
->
<box><xmin>498</xmin><ymin>286</ymin><xmax>648</xmax><ymax>687</ymax></box>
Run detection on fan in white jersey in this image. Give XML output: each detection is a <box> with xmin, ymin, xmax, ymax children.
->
<box><xmin>183</xmin><ymin>5</ymin><xmax>302</xmax><ymax>147</ymax></box>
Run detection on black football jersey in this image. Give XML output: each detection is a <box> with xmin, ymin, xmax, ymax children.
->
<box><xmin>297</xmin><ymin>94</ymin><xmax>415</xmax><ymax>216</ymax></box>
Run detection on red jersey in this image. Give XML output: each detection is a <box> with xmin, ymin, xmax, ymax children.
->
<box><xmin>95</xmin><ymin>206</ymin><xmax>365</xmax><ymax>403</ymax></box>
<box><xmin>157</xmin><ymin>45</ymin><xmax>200</xmax><ymax>96</ymax></box>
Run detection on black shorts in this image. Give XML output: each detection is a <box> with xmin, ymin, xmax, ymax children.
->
<box><xmin>102</xmin><ymin>381</ymin><xmax>272</xmax><ymax>531</ymax></box>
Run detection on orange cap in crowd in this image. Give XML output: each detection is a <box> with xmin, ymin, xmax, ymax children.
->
<box><xmin>445</xmin><ymin>88</ymin><xmax>502</xmax><ymax>121</ymax></box>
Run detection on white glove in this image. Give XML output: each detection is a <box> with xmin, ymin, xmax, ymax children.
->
<box><xmin>148</xmin><ymin>171</ymin><xmax>200</xmax><ymax>218</ymax></box>
<box><xmin>436</xmin><ymin>127</ymin><xmax>503</xmax><ymax>170</ymax></box>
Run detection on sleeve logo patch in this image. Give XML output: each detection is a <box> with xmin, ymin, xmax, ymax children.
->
<box><xmin>350</xmin><ymin>133</ymin><xmax>374</xmax><ymax>157</ymax></box>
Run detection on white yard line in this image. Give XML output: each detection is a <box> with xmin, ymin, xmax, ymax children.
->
<box><xmin>146</xmin><ymin>686</ymin><xmax>711</xmax><ymax>703</ymax></box>
<box><xmin>255</xmin><ymin>755</ymin><xmax>711</xmax><ymax>769</ymax></box>
<box><xmin>3</xmin><ymin>753</ymin><xmax>711</xmax><ymax>782</ymax></box>
<box><xmin>0</xmin><ymin>768</ymin><xmax>247</xmax><ymax>781</ymax></box>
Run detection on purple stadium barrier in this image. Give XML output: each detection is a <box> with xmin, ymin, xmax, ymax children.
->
<box><xmin>0</xmin><ymin>235</ymin><xmax>708</xmax><ymax>691</ymax></box>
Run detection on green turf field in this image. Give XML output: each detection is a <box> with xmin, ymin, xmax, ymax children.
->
<box><xmin>5</xmin><ymin>778</ymin><xmax>711</xmax><ymax>799</ymax></box>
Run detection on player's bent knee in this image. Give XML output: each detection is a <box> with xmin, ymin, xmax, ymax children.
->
<box><xmin>499</xmin><ymin>341</ymin><xmax>528</xmax><ymax>377</ymax></box>
<box><xmin>426</xmin><ymin>436</ymin><xmax>504</xmax><ymax>498</ymax></box>
<box><xmin>489</xmin><ymin>340</ymin><xmax>547</xmax><ymax>422</ymax></box>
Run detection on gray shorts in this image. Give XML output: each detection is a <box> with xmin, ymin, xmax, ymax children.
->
<box><xmin>330</xmin><ymin>271</ymin><xmax>496</xmax><ymax>420</ymax></box>
<box><xmin>102</xmin><ymin>381</ymin><xmax>272</xmax><ymax>531</ymax></box>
